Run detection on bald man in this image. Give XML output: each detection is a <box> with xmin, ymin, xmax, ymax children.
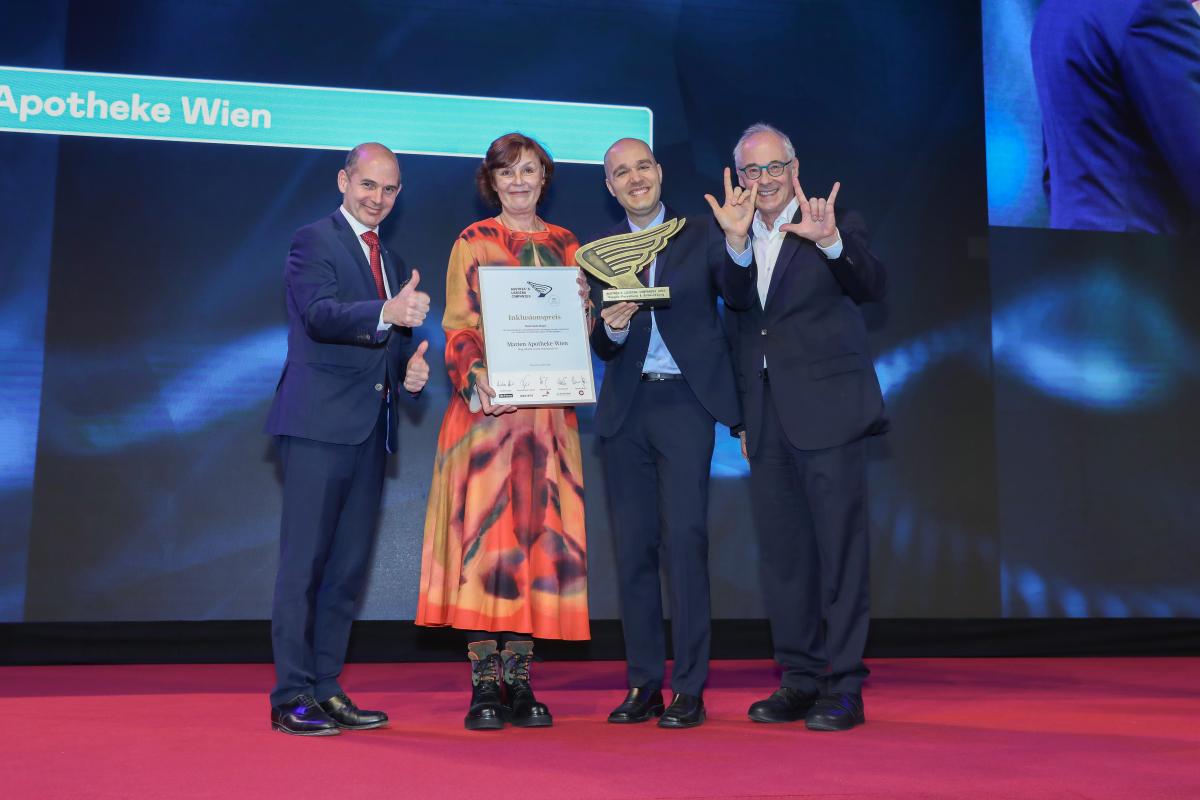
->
<box><xmin>264</xmin><ymin>143</ymin><xmax>431</xmax><ymax>735</ymax></box>
<box><xmin>588</xmin><ymin>138</ymin><xmax>756</xmax><ymax>728</ymax></box>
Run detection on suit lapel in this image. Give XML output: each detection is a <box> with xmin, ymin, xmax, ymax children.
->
<box><xmin>331</xmin><ymin>210</ymin><xmax>379</xmax><ymax>297</ymax></box>
<box><xmin>764</xmin><ymin>206</ymin><xmax>805</xmax><ymax>312</ymax></box>
<box><xmin>380</xmin><ymin>245</ymin><xmax>404</xmax><ymax>296</ymax></box>
<box><xmin>650</xmin><ymin>204</ymin><xmax>680</xmax><ymax>288</ymax></box>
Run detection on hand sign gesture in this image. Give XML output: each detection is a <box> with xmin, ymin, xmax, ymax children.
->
<box><xmin>780</xmin><ymin>176</ymin><xmax>841</xmax><ymax>247</ymax></box>
<box><xmin>382</xmin><ymin>268</ymin><xmax>432</xmax><ymax>328</ymax></box>
<box><xmin>403</xmin><ymin>340</ymin><xmax>430</xmax><ymax>393</ymax></box>
<box><xmin>704</xmin><ymin>167</ymin><xmax>759</xmax><ymax>248</ymax></box>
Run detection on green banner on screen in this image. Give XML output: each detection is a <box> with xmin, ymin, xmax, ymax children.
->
<box><xmin>0</xmin><ymin>66</ymin><xmax>652</xmax><ymax>164</ymax></box>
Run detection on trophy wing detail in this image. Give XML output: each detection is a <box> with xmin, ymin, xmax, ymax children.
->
<box><xmin>575</xmin><ymin>218</ymin><xmax>686</xmax><ymax>284</ymax></box>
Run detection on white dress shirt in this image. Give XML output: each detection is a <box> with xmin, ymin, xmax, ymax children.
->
<box><xmin>744</xmin><ymin>197</ymin><xmax>844</xmax><ymax>307</ymax></box>
<box><xmin>725</xmin><ymin>195</ymin><xmax>845</xmax><ymax>368</ymax></box>
<box><xmin>338</xmin><ymin>205</ymin><xmax>393</xmax><ymax>331</ymax></box>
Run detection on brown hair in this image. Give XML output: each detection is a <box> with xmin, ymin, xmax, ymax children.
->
<box><xmin>475</xmin><ymin>132</ymin><xmax>555</xmax><ymax>207</ymax></box>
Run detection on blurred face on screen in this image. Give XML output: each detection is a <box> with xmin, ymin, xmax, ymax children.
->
<box><xmin>735</xmin><ymin>130</ymin><xmax>796</xmax><ymax>225</ymax></box>
<box><xmin>337</xmin><ymin>145</ymin><xmax>401</xmax><ymax>228</ymax></box>
<box><xmin>604</xmin><ymin>138</ymin><xmax>663</xmax><ymax>220</ymax></box>
<box><xmin>492</xmin><ymin>149</ymin><xmax>545</xmax><ymax>216</ymax></box>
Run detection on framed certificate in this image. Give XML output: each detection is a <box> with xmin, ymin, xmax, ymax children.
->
<box><xmin>478</xmin><ymin>266</ymin><xmax>597</xmax><ymax>407</ymax></box>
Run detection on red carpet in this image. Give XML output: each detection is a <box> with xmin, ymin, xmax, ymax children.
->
<box><xmin>5</xmin><ymin>658</ymin><xmax>1199</xmax><ymax>799</ymax></box>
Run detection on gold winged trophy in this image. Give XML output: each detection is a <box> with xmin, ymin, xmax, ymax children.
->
<box><xmin>575</xmin><ymin>217</ymin><xmax>686</xmax><ymax>308</ymax></box>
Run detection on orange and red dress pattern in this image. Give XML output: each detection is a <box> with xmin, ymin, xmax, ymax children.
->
<box><xmin>416</xmin><ymin>218</ymin><xmax>590</xmax><ymax>640</ymax></box>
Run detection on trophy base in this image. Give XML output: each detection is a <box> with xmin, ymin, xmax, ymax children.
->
<box><xmin>602</xmin><ymin>287</ymin><xmax>671</xmax><ymax>309</ymax></box>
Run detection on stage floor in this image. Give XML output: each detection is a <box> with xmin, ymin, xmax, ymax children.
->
<box><xmin>5</xmin><ymin>658</ymin><xmax>1199</xmax><ymax>799</ymax></box>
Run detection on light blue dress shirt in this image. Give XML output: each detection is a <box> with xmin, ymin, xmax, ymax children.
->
<box><xmin>604</xmin><ymin>203</ymin><xmax>682</xmax><ymax>375</ymax></box>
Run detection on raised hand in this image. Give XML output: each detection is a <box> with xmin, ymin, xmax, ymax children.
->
<box><xmin>704</xmin><ymin>167</ymin><xmax>759</xmax><ymax>250</ymax></box>
<box><xmin>382</xmin><ymin>268</ymin><xmax>432</xmax><ymax>328</ymax></box>
<box><xmin>475</xmin><ymin>367</ymin><xmax>518</xmax><ymax>416</ymax></box>
<box><xmin>600</xmin><ymin>301</ymin><xmax>639</xmax><ymax>332</ymax></box>
<box><xmin>403</xmin><ymin>340</ymin><xmax>430</xmax><ymax>393</ymax></box>
<box><xmin>779</xmin><ymin>175</ymin><xmax>840</xmax><ymax>247</ymax></box>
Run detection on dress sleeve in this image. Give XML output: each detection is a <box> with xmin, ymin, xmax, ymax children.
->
<box><xmin>442</xmin><ymin>236</ymin><xmax>486</xmax><ymax>406</ymax></box>
<box><xmin>561</xmin><ymin>232</ymin><xmax>580</xmax><ymax>267</ymax></box>
<box><xmin>560</xmin><ymin>232</ymin><xmax>595</xmax><ymax>335</ymax></box>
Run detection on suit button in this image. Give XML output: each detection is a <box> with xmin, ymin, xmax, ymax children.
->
<box><xmin>375</xmin><ymin>383</ymin><xmax>384</xmax><ymax>392</ymax></box>
<box><xmin>761</xmin><ymin>329</ymin><xmax>768</xmax><ymax>336</ymax></box>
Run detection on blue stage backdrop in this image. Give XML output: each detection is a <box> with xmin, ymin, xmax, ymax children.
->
<box><xmin>1</xmin><ymin>0</ymin><xmax>1194</xmax><ymax>624</ymax></box>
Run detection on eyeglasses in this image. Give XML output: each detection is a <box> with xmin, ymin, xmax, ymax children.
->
<box><xmin>737</xmin><ymin>159</ymin><xmax>793</xmax><ymax>180</ymax></box>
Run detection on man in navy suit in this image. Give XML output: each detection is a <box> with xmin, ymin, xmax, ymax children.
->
<box><xmin>589</xmin><ymin>138</ymin><xmax>756</xmax><ymax>728</ymax></box>
<box><xmin>724</xmin><ymin>123</ymin><xmax>887</xmax><ymax>731</ymax></box>
<box><xmin>264</xmin><ymin>142</ymin><xmax>431</xmax><ymax>736</ymax></box>
<box><xmin>1031</xmin><ymin>0</ymin><xmax>1200</xmax><ymax>234</ymax></box>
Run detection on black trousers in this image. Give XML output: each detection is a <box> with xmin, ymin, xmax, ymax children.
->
<box><xmin>748</xmin><ymin>390</ymin><xmax>871</xmax><ymax>694</ymax></box>
<box><xmin>601</xmin><ymin>379</ymin><xmax>715</xmax><ymax>697</ymax></box>
<box><xmin>270</xmin><ymin>404</ymin><xmax>387</xmax><ymax>706</ymax></box>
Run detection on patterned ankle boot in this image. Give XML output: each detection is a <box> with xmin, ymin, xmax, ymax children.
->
<box><xmin>501</xmin><ymin>640</ymin><xmax>553</xmax><ymax>727</ymax></box>
<box><xmin>465</xmin><ymin>640</ymin><xmax>504</xmax><ymax>731</ymax></box>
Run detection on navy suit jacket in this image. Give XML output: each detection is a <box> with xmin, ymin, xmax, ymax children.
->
<box><xmin>587</xmin><ymin>209</ymin><xmax>752</xmax><ymax>438</ymax></box>
<box><xmin>265</xmin><ymin>209</ymin><xmax>415</xmax><ymax>450</ymax></box>
<box><xmin>724</xmin><ymin>207</ymin><xmax>887</xmax><ymax>454</ymax></box>
<box><xmin>1032</xmin><ymin>0</ymin><xmax>1200</xmax><ymax>234</ymax></box>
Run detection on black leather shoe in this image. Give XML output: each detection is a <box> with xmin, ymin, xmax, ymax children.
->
<box><xmin>805</xmin><ymin>692</ymin><xmax>865</xmax><ymax>731</ymax></box>
<box><xmin>607</xmin><ymin>686</ymin><xmax>665</xmax><ymax>724</ymax></box>
<box><xmin>657</xmin><ymin>692</ymin><xmax>705</xmax><ymax>728</ymax></box>
<box><xmin>748</xmin><ymin>687</ymin><xmax>819</xmax><ymax>723</ymax></box>
<box><xmin>318</xmin><ymin>693</ymin><xmax>388</xmax><ymax>730</ymax></box>
<box><xmin>465</xmin><ymin>640</ymin><xmax>505</xmax><ymax>731</ymax></box>
<box><xmin>271</xmin><ymin>694</ymin><xmax>340</xmax><ymax>736</ymax></box>
<box><xmin>501</xmin><ymin>640</ymin><xmax>552</xmax><ymax>728</ymax></box>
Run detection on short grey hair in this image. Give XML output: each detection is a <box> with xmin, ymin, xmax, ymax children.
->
<box><xmin>733</xmin><ymin>122</ymin><xmax>796</xmax><ymax>166</ymax></box>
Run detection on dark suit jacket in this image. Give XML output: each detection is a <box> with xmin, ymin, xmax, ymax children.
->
<box><xmin>264</xmin><ymin>209</ymin><xmax>415</xmax><ymax>450</ymax></box>
<box><xmin>724</xmin><ymin>207</ymin><xmax>887</xmax><ymax>454</ymax></box>
<box><xmin>1032</xmin><ymin>0</ymin><xmax>1200</xmax><ymax>234</ymax></box>
<box><xmin>587</xmin><ymin>209</ymin><xmax>752</xmax><ymax>438</ymax></box>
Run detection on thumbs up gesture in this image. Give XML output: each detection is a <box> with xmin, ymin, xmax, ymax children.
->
<box><xmin>383</xmin><ymin>268</ymin><xmax>431</xmax><ymax>328</ymax></box>
<box><xmin>403</xmin><ymin>340</ymin><xmax>431</xmax><ymax>393</ymax></box>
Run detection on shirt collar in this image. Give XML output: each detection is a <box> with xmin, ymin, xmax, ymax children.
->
<box><xmin>627</xmin><ymin>202</ymin><xmax>666</xmax><ymax>233</ymax></box>
<box><xmin>752</xmin><ymin>196</ymin><xmax>800</xmax><ymax>240</ymax></box>
<box><xmin>339</xmin><ymin>205</ymin><xmax>377</xmax><ymax>239</ymax></box>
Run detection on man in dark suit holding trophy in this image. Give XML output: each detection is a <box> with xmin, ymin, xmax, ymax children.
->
<box><xmin>581</xmin><ymin>138</ymin><xmax>756</xmax><ymax>728</ymax></box>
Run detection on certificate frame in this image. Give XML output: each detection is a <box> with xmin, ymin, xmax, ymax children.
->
<box><xmin>477</xmin><ymin>266</ymin><xmax>597</xmax><ymax>407</ymax></box>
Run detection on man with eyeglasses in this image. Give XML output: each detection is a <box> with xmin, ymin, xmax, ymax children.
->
<box><xmin>723</xmin><ymin>122</ymin><xmax>888</xmax><ymax>731</ymax></box>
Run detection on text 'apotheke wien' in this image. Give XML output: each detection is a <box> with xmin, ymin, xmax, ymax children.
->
<box><xmin>1</xmin><ymin>85</ymin><xmax>272</xmax><ymax>128</ymax></box>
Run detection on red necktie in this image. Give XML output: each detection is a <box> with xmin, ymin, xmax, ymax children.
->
<box><xmin>360</xmin><ymin>231</ymin><xmax>387</xmax><ymax>299</ymax></box>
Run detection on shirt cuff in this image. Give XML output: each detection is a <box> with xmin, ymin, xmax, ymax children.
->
<box><xmin>816</xmin><ymin>231</ymin><xmax>843</xmax><ymax>259</ymax></box>
<box><xmin>376</xmin><ymin>306</ymin><xmax>390</xmax><ymax>332</ymax></box>
<box><xmin>605</xmin><ymin>322</ymin><xmax>630</xmax><ymax>343</ymax></box>
<box><xmin>727</xmin><ymin>242</ymin><xmax>753</xmax><ymax>266</ymax></box>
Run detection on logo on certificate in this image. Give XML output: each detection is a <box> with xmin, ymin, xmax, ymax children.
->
<box><xmin>527</xmin><ymin>280</ymin><xmax>553</xmax><ymax>297</ymax></box>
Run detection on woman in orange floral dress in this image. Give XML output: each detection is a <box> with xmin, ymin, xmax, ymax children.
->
<box><xmin>417</xmin><ymin>133</ymin><xmax>591</xmax><ymax>730</ymax></box>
